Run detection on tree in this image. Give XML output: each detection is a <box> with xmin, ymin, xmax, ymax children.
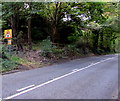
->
<box><xmin>27</xmin><ymin>2</ymin><xmax>32</xmax><ymax>50</ymax></box>
<box><xmin>2</xmin><ymin>2</ymin><xmax>24</xmax><ymax>39</ymax></box>
<box><xmin>23</xmin><ymin>2</ymin><xmax>44</xmax><ymax>50</ymax></box>
<box><xmin>2</xmin><ymin>2</ymin><xmax>119</xmax><ymax>54</ymax></box>
<box><xmin>37</xmin><ymin>2</ymin><xmax>72</xmax><ymax>44</ymax></box>
<box><xmin>2</xmin><ymin>2</ymin><xmax>24</xmax><ymax>51</ymax></box>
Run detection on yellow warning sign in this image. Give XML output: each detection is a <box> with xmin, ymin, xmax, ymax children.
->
<box><xmin>8</xmin><ymin>39</ymin><xmax>12</xmax><ymax>45</ymax></box>
<box><xmin>4</xmin><ymin>29</ymin><xmax>12</xmax><ymax>39</ymax></box>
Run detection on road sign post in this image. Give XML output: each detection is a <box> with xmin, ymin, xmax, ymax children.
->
<box><xmin>8</xmin><ymin>39</ymin><xmax>12</xmax><ymax>45</ymax></box>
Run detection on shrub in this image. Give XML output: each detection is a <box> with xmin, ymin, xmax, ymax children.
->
<box><xmin>40</xmin><ymin>38</ymin><xmax>64</xmax><ymax>58</ymax></box>
<box><xmin>1</xmin><ymin>59</ymin><xmax>17</xmax><ymax>72</ymax></box>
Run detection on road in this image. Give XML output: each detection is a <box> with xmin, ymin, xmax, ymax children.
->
<box><xmin>1</xmin><ymin>54</ymin><xmax>119</xmax><ymax>99</ymax></box>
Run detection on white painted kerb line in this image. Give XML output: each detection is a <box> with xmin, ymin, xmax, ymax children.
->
<box><xmin>4</xmin><ymin>57</ymin><xmax>116</xmax><ymax>100</ymax></box>
<box><xmin>17</xmin><ymin>85</ymin><xmax>35</xmax><ymax>92</ymax></box>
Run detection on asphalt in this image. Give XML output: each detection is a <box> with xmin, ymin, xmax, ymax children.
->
<box><xmin>1</xmin><ymin>54</ymin><xmax>119</xmax><ymax>99</ymax></box>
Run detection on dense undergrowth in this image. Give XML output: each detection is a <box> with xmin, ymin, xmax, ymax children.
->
<box><xmin>1</xmin><ymin>37</ymin><xmax>119</xmax><ymax>73</ymax></box>
<box><xmin>1</xmin><ymin>2</ymin><xmax>120</xmax><ymax>73</ymax></box>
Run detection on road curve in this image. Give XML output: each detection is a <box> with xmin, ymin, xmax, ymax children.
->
<box><xmin>2</xmin><ymin>54</ymin><xmax>119</xmax><ymax>99</ymax></box>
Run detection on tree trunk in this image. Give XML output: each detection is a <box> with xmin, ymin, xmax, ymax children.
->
<box><xmin>100</xmin><ymin>33</ymin><xmax>104</xmax><ymax>50</ymax></box>
<box><xmin>11</xmin><ymin>15</ymin><xmax>17</xmax><ymax>44</ymax></box>
<box><xmin>50</xmin><ymin>2</ymin><xmax>62</xmax><ymax>44</ymax></box>
<box><xmin>51</xmin><ymin>25</ymin><xmax>59</xmax><ymax>44</ymax></box>
<box><xmin>92</xmin><ymin>30</ymin><xmax>99</xmax><ymax>53</ymax></box>
<box><xmin>10</xmin><ymin>4</ymin><xmax>19</xmax><ymax>45</ymax></box>
<box><xmin>28</xmin><ymin>2</ymin><xmax>32</xmax><ymax>50</ymax></box>
<box><xmin>28</xmin><ymin>18</ymin><xmax>32</xmax><ymax>50</ymax></box>
<box><xmin>10</xmin><ymin>4</ymin><xmax>19</xmax><ymax>52</ymax></box>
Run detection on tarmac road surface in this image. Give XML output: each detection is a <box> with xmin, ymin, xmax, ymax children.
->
<box><xmin>1</xmin><ymin>54</ymin><xmax>119</xmax><ymax>99</ymax></box>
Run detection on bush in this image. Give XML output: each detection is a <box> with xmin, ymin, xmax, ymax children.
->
<box><xmin>1</xmin><ymin>59</ymin><xmax>17</xmax><ymax>72</ymax></box>
<box><xmin>75</xmin><ymin>37</ymin><xmax>88</xmax><ymax>48</ymax></box>
<box><xmin>40</xmin><ymin>38</ymin><xmax>53</xmax><ymax>57</ymax></box>
<box><xmin>62</xmin><ymin>44</ymin><xmax>80</xmax><ymax>57</ymax></box>
<box><xmin>40</xmin><ymin>38</ymin><xmax>64</xmax><ymax>58</ymax></box>
<box><xmin>67</xmin><ymin>26</ymin><xmax>82</xmax><ymax>43</ymax></box>
<box><xmin>0</xmin><ymin>51</ymin><xmax>18</xmax><ymax>72</ymax></box>
<box><xmin>51</xmin><ymin>48</ymin><xmax>63</xmax><ymax>54</ymax></box>
<box><xmin>75</xmin><ymin>37</ymin><xmax>91</xmax><ymax>54</ymax></box>
<box><xmin>97</xmin><ymin>48</ymin><xmax>105</xmax><ymax>54</ymax></box>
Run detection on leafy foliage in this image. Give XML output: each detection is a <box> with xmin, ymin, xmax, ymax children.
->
<box><xmin>1</xmin><ymin>2</ymin><xmax>119</xmax><ymax>56</ymax></box>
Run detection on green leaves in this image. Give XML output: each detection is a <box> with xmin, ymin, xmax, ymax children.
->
<box><xmin>2</xmin><ymin>2</ymin><xmax>119</xmax><ymax>54</ymax></box>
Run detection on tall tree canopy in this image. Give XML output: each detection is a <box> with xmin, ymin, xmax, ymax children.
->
<box><xmin>1</xmin><ymin>2</ymin><xmax>119</xmax><ymax>53</ymax></box>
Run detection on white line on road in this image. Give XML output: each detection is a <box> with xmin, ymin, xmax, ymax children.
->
<box><xmin>4</xmin><ymin>56</ymin><xmax>117</xmax><ymax>100</ymax></box>
<box><xmin>17</xmin><ymin>85</ymin><xmax>35</xmax><ymax>92</ymax></box>
<box><xmin>72</xmin><ymin>69</ymin><xmax>78</xmax><ymax>72</ymax></box>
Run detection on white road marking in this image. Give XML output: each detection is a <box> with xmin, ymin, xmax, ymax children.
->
<box><xmin>17</xmin><ymin>85</ymin><xmax>35</xmax><ymax>92</ymax></box>
<box><xmin>72</xmin><ymin>69</ymin><xmax>78</xmax><ymax>72</ymax></box>
<box><xmin>4</xmin><ymin>57</ymin><xmax>116</xmax><ymax>100</ymax></box>
<box><xmin>90</xmin><ymin>63</ymin><xmax>94</xmax><ymax>65</ymax></box>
